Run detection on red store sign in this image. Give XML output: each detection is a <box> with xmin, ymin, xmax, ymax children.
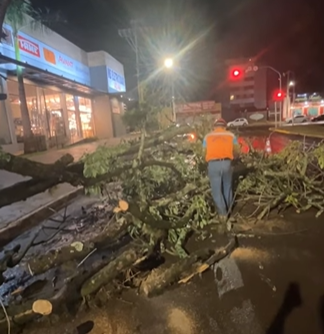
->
<box><xmin>58</xmin><ymin>55</ymin><xmax>73</xmax><ymax>68</ymax></box>
<box><xmin>18</xmin><ymin>35</ymin><xmax>40</xmax><ymax>57</ymax></box>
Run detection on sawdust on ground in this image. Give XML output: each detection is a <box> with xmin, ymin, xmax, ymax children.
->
<box><xmin>230</xmin><ymin>247</ymin><xmax>271</xmax><ymax>263</ymax></box>
<box><xmin>167</xmin><ymin>307</ymin><xmax>197</xmax><ymax>334</ymax></box>
<box><xmin>23</xmin><ymin>309</ymin><xmax>132</xmax><ymax>334</ymax></box>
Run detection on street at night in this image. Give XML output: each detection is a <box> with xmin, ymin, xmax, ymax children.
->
<box><xmin>1</xmin><ymin>0</ymin><xmax>324</xmax><ymax>333</ymax></box>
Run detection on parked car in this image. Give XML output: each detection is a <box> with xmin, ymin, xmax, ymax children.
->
<box><xmin>285</xmin><ymin>115</ymin><xmax>308</xmax><ymax>124</ymax></box>
<box><xmin>227</xmin><ymin>118</ymin><xmax>249</xmax><ymax>127</ymax></box>
<box><xmin>311</xmin><ymin>114</ymin><xmax>324</xmax><ymax>123</ymax></box>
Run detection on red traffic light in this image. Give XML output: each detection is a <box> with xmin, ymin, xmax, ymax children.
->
<box><xmin>273</xmin><ymin>89</ymin><xmax>285</xmax><ymax>101</ymax></box>
<box><xmin>229</xmin><ymin>67</ymin><xmax>243</xmax><ymax>81</ymax></box>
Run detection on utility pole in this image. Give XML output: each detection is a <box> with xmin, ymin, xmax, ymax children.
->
<box><xmin>118</xmin><ymin>20</ymin><xmax>142</xmax><ymax>102</ymax></box>
<box><xmin>171</xmin><ymin>77</ymin><xmax>176</xmax><ymax>122</ymax></box>
<box><xmin>274</xmin><ymin>101</ymin><xmax>277</xmax><ymax>128</ymax></box>
<box><xmin>260</xmin><ymin>66</ymin><xmax>282</xmax><ymax>126</ymax></box>
<box><xmin>284</xmin><ymin>71</ymin><xmax>295</xmax><ymax>122</ymax></box>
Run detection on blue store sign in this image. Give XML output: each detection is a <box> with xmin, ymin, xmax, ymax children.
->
<box><xmin>107</xmin><ymin>68</ymin><xmax>126</xmax><ymax>93</ymax></box>
<box><xmin>0</xmin><ymin>23</ymin><xmax>91</xmax><ymax>86</ymax></box>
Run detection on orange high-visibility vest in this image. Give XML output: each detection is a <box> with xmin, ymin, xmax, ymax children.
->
<box><xmin>203</xmin><ymin>128</ymin><xmax>236</xmax><ymax>162</ymax></box>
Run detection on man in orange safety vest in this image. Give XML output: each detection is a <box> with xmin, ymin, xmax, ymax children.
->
<box><xmin>203</xmin><ymin>118</ymin><xmax>238</xmax><ymax>222</ymax></box>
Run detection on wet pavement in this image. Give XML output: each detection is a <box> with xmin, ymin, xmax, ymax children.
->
<box><xmin>236</xmin><ymin>127</ymin><xmax>322</xmax><ymax>154</ymax></box>
<box><xmin>2</xmin><ymin>129</ymin><xmax>324</xmax><ymax>333</ymax></box>
<box><xmin>20</xmin><ymin>212</ymin><xmax>324</xmax><ymax>334</ymax></box>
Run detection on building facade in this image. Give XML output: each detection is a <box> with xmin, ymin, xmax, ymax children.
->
<box><xmin>0</xmin><ymin>17</ymin><xmax>127</xmax><ymax>154</ymax></box>
<box><xmin>289</xmin><ymin>93</ymin><xmax>324</xmax><ymax>119</ymax></box>
<box><xmin>222</xmin><ymin>58</ymin><xmax>279</xmax><ymax>121</ymax></box>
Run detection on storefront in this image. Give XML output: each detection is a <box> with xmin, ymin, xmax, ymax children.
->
<box><xmin>0</xmin><ymin>17</ymin><xmax>127</xmax><ymax>154</ymax></box>
<box><xmin>290</xmin><ymin>93</ymin><xmax>324</xmax><ymax>119</ymax></box>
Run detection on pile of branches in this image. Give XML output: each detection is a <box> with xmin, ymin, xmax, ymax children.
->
<box><xmin>238</xmin><ymin>140</ymin><xmax>324</xmax><ymax>220</ymax></box>
<box><xmin>0</xmin><ymin>121</ymin><xmax>324</xmax><ymax>331</ymax></box>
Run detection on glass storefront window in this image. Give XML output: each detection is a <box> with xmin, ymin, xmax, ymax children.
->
<box><xmin>39</xmin><ymin>89</ymin><xmax>65</xmax><ymax>139</ymax></box>
<box><xmin>7</xmin><ymin>79</ymin><xmax>42</xmax><ymax>143</ymax></box>
<box><xmin>65</xmin><ymin>94</ymin><xmax>79</xmax><ymax>143</ymax></box>
<box><xmin>6</xmin><ymin>79</ymin><xmax>94</xmax><ymax>146</ymax></box>
<box><xmin>78</xmin><ymin>96</ymin><xmax>94</xmax><ymax>138</ymax></box>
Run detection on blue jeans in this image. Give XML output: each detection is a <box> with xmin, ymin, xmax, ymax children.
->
<box><xmin>207</xmin><ymin>159</ymin><xmax>233</xmax><ymax>216</ymax></box>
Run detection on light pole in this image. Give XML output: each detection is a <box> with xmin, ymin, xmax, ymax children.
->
<box><xmin>265</xmin><ymin>66</ymin><xmax>282</xmax><ymax>127</ymax></box>
<box><xmin>288</xmin><ymin>80</ymin><xmax>295</xmax><ymax>122</ymax></box>
<box><xmin>288</xmin><ymin>79</ymin><xmax>295</xmax><ymax>103</ymax></box>
<box><xmin>283</xmin><ymin>71</ymin><xmax>295</xmax><ymax>121</ymax></box>
<box><xmin>164</xmin><ymin>58</ymin><xmax>176</xmax><ymax>122</ymax></box>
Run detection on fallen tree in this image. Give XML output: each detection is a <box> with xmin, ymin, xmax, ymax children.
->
<box><xmin>1</xmin><ymin>109</ymin><xmax>324</xmax><ymax>331</ymax></box>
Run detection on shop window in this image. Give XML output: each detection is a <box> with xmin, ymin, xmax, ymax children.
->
<box><xmin>7</xmin><ymin>79</ymin><xmax>41</xmax><ymax>143</ymax></box>
<box><xmin>78</xmin><ymin>96</ymin><xmax>94</xmax><ymax>138</ymax></box>
<box><xmin>39</xmin><ymin>89</ymin><xmax>65</xmax><ymax>139</ymax></box>
<box><xmin>66</xmin><ymin>94</ymin><xmax>79</xmax><ymax>143</ymax></box>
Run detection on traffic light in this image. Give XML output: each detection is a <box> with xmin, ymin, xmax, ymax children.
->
<box><xmin>229</xmin><ymin>67</ymin><xmax>243</xmax><ymax>81</ymax></box>
<box><xmin>230</xmin><ymin>67</ymin><xmax>243</xmax><ymax>80</ymax></box>
<box><xmin>273</xmin><ymin>89</ymin><xmax>285</xmax><ymax>101</ymax></box>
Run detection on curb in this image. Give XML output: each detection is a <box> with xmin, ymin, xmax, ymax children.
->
<box><xmin>269</xmin><ymin>128</ymin><xmax>324</xmax><ymax>140</ymax></box>
<box><xmin>0</xmin><ymin>187</ymin><xmax>83</xmax><ymax>248</ymax></box>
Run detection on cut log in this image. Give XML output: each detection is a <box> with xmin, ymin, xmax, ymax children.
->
<box><xmin>32</xmin><ymin>299</ymin><xmax>52</xmax><ymax>315</ymax></box>
<box><xmin>139</xmin><ymin>237</ymin><xmax>237</xmax><ymax>297</ymax></box>
<box><xmin>0</xmin><ymin>246</ymin><xmax>128</xmax><ymax>331</ymax></box>
<box><xmin>81</xmin><ymin>243</ymin><xmax>145</xmax><ymax>297</ymax></box>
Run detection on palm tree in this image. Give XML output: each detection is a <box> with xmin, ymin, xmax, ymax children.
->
<box><xmin>5</xmin><ymin>0</ymin><xmax>42</xmax><ymax>140</ymax></box>
<box><xmin>0</xmin><ymin>0</ymin><xmax>12</xmax><ymax>34</ymax></box>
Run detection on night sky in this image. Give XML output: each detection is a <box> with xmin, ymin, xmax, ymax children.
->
<box><xmin>30</xmin><ymin>0</ymin><xmax>324</xmax><ymax>99</ymax></box>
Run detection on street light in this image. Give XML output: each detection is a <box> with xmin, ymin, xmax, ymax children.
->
<box><xmin>261</xmin><ymin>66</ymin><xmax>282</xmax><ymax>127</ymax></box>
<box><xmin>164</xmin><ymin>58</ymin><xmax>176</xmax><ymax>122</ymax></box>
<box><xmin>285</xmin><ymin>71</ymin><xmax>296</xmax><ymax>121</ymax></box>
<box><xmin>164</xmin><ymin>58</ymin><xmax>174</xmax><ymax>69</ymax></box>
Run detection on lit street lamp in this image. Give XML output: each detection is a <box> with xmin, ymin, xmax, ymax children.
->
<box><xmin>285</xmin><ymin>72</ymin><xmax>296</xmax><ymax>122</ymax></box>
<box><xmin>164</xmin><ymin>58</ymin><xmax>174</xmax><ymax>69</ymax></box>
<box><xmin>163</xmin><ymin>58</ymin><xmax>176</xmax><ymax>122</ymax></box>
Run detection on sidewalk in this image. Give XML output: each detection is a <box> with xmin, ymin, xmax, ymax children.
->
<box><xmin>0</xmin><ymin>134</ymin><xmax>137</xmax><ymax>238</ymax></box>
<box><xmin>270</xmin><ymin>124</ymin><xmax>324</xmax><ymax>139</ymax></box>
<box><xmin>23</xmin><ymin>134</ymin><xmax>138</xmax><ymax>164</ymax></box>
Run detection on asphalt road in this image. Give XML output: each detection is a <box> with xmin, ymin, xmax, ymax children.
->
<box><xmin>15</xmin><ymin>127</ymin><xmax>324</xmax><ymax>334</ymax></box>
<box><xmin>234</xmin><ymin>126</ymin><xmax>321</xmax><ymax>153</ymax></box>
<box><xmin>24</xmin><ymin>215</ymin><xmax>324</xmax><ymax>334</ymax></box>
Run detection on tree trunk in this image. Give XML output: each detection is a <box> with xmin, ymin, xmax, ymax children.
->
<box><xmin>0</xmin><ymin>0</ymin><xmax>12</xmax><ymax>34</ymax></box>
<box><xmin>14</xmin><ymin>34</ymin><xmax>33</xmax><ymax>141</ymax></box>
<box><xmin>81</xmin><ymin>243</ymin><xmax>144</xmax><ymax>297</ymax></box>
<box><xmin>139</xmin><ymin>238</ymin><xmax>237</xmax><ymax>297</ymax></box>
<box><xmin>17</xmin><ymin>67</ymin><xmax>32</xmax><ymax>138</ymax></box>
